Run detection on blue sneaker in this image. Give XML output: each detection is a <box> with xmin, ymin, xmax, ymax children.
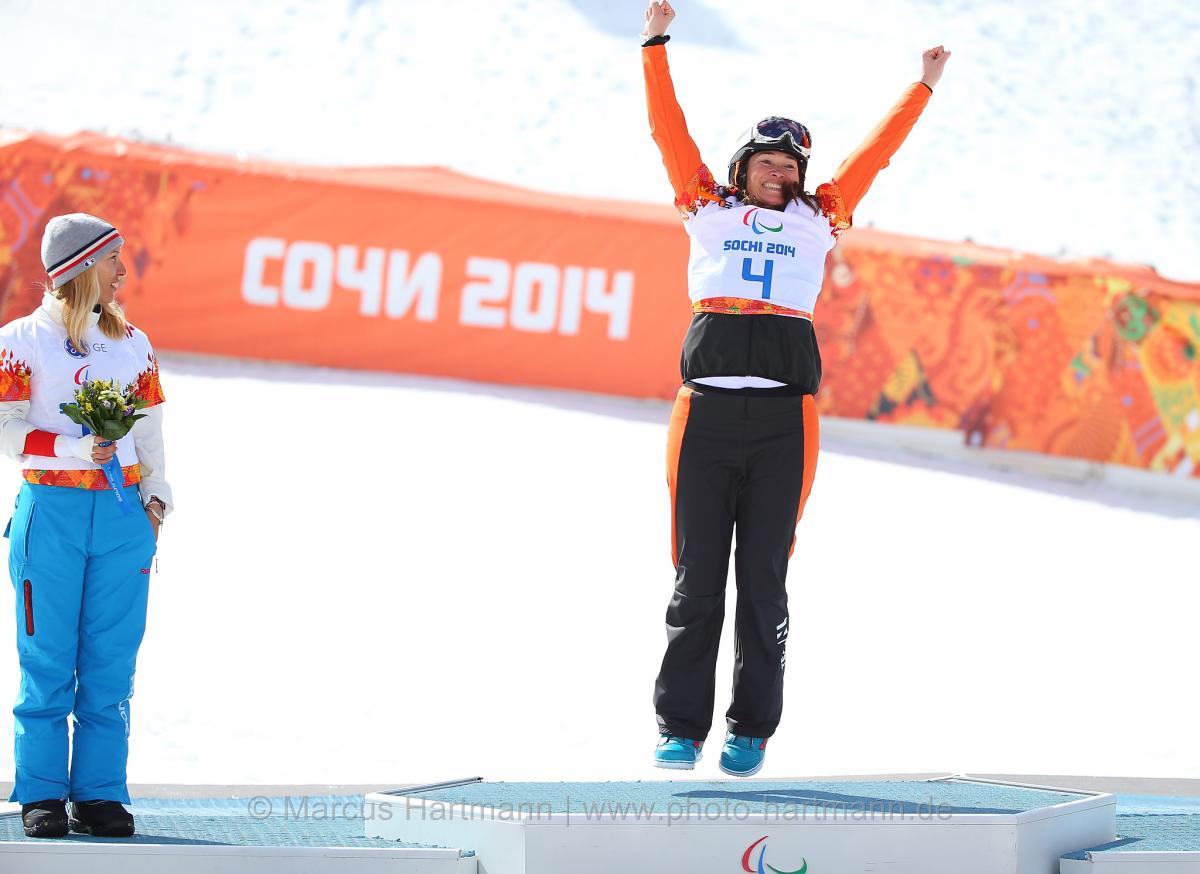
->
<box><xmin>718</xmin><ymin>733</ymin><xmax>767</xmax><ymax>777</ymax></box>
<box><xmin>654</xmin><ymin>734</ymin><xmax>704</xmax><ymax>769</ymax></box>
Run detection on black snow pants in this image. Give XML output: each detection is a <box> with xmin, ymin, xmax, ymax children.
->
<box><xmin>654</xmin><ymin>383</ymin><xmax>819</xmax><ymax>741</ymax></box>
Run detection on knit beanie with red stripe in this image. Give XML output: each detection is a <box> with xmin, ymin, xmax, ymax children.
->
<box><xmin>41</xmin><ymin>213</ymin><xmax>123</xmax><ymax>289</ymax></box>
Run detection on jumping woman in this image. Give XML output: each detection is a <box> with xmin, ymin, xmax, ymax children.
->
<box><xmin>641</xmin><ymin>1</ymin><xmax>950</xmax><ymax>775</ymax></box>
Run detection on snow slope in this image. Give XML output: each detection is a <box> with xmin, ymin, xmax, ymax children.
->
<box><xmin>2</xmin><ymin>356</ymin><xmax>1195</xmax><ymax>786</ymax></box>
<box><xmin>1</xmin><ymin>0</ymin><xmax>1198</xmax><ymax>788</ymax></box>
<box><xmin>2</xmin><ymin>0</ymin><xmax>1198</xmax><ymax>279</ymax></box>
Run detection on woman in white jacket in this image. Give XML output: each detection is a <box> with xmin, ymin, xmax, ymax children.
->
<box><xmin>0</xmin><ymin>213</ymin><xmax>172</xmax><ymax>838</ymax></box>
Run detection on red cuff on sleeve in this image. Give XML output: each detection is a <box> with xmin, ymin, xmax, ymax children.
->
<box><xmin>22</xmin><ymin>430</ymin><xmax>59</xmax><ymax>457</ymax></box>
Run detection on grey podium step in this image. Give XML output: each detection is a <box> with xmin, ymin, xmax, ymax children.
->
<box><xmin>0</xmin><ymin>795</ymin><xmax>476</xmax><ymax>873</ymax></box>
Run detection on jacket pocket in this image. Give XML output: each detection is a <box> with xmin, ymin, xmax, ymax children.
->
<box><xmin>22</xmin><ymin>580</ymin><xmax>34</xmax><ymax>636</ymax></box>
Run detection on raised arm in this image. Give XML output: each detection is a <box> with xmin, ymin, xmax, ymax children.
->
<box><xmin>824</xmin><ymin>45</ymin><xmax>951</xmax><ymax>221</ymax></box>
<box><xmin>641</xmin><ymin>2</ymin><xmax>723</xmax><ymax>214</ymax></box>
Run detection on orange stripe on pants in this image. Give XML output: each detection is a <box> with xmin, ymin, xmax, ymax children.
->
<box><xmin>665</xmin><ymin>385</ymin><xmax>694</xmax><ymax>567</ymax></box>
<box><xmin>789</xmin><ymin>394</ymin><xmax>820</xmax><ymax>558</ymax></box>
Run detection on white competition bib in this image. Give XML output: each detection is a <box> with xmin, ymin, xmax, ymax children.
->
<box><xmin>685</xmin><ymin>199</ymin><xmax>836</xmax><ymax>316</ymax></box>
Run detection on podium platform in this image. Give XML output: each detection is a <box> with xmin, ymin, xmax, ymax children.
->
<box><xmin>1064</xmin><ymin>809</ymin><xmax>1200</xmax><ymax>871</ymax></box>
<box><xmin>0</xmin><ymin>795</ymin><xmax>476</xmax><ymax>873</ymax></box>
<box><xmin>364</xmin><ymin>775</ymin><xmax>1114</xmax><ymax>874</ymax></box>
<box><xmin>2</xmin><ymin>777</ymin><xmax>1198</xmax><ymax>872</ymax></box>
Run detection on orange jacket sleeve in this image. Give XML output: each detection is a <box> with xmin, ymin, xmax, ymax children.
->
<box><xmin>824</xmin><ymin>83</ymin><xmax>932</xmax><ymax>223</ymax></box>
<box><xmin>643</xmin><ymin>43</ymin><xmax>724</xmax><ymax>215</ymax></box>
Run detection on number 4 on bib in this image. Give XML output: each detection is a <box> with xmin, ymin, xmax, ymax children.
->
<box><xmin>741</xmin><ymin>257</ymin><xmax>775</xmax><ymax>300</ymax></box>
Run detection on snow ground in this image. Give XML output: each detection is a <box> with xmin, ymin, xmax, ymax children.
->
<box><xmin>2</xmin><ymin>356</ymin><xmax>1196</xmax><ymax>786</ymax></box>
<box><xmin>1</xmin><ymin>0</ymin><xmax>1198</xmax><ymax>788</ymax></box>
<box><xmin>2</xmin><ymin>0</ymin><xmax>1199</xmax><ymax>280</ymax></box>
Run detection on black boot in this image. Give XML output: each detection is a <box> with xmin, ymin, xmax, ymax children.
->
<box><xmin>21</xmin><ymin>799</ymin><xmax>69</xmax><ymax>838</ymax></box>
<box><xmin>68</xmin><ymin>800</ymin><xmax>135</xmax><ymax>837</ymax></box>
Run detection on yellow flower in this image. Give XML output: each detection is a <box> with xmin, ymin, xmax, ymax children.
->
<box><xmin>84</xmin><ymin>403</ymin><xmax>94</xmax><ymax>412</ymax></box>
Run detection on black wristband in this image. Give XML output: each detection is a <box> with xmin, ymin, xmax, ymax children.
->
<box><xmin>641</xmin><ymin>34</ymin><xmax>671</xmax><ymax>48</ymax></box>
<box><xmin>918</xmin><ymin>81</ymin><xmax>933</xmax><ymax>94</ymax></box>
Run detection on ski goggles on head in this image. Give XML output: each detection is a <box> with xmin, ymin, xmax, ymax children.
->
<box><xmin>744</xmin><ymin>117</ymin><xmax>812</xmax><ymax>159</ymax></box>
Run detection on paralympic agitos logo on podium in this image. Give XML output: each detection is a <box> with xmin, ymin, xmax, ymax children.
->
<box><xmin>741</xmin><ymin>835</ymin><xmax>807</xmax><ymax>874</ymax></box>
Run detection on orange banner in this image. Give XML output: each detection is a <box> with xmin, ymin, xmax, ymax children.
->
<box><xmin>815</xmin><ymin>231</ymin><xmax>1200</xmax><ymax>475</ymax></box>
<box><xmin>0</xmin><ymin>130</ymin><xmax>691</xmax><ymax>399</ymax></box>
<box><xmin>2</xmin><ymin>130</ymin><xmax>1198</xmax><ymax>476</ymax></box>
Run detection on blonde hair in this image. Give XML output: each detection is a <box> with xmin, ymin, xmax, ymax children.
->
<box><xmin>43</xmin><ymin>267</ymin><xmax>128</xmax><ymax>353</ymax></box>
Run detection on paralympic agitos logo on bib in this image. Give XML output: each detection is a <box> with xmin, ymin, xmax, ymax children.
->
<box><xmin>743</xmin><ymin>208</ymin><xmax>784</xmax><ymax>235</ymax></box>
<box><xmin>741</xmin><ymin>835</ymin><xmax>807</xmax><ymax>874</ymax></box>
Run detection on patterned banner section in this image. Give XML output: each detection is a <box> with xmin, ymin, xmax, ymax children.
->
<box><xmin>2</xmin><ymin>130</ymin><xmax>1198</xmax><ymax>477</ymax></box>
<box><xmin>815</xmin><ymin>236</ymin><xmax>1200</xmax><ymax>475</ymax></box>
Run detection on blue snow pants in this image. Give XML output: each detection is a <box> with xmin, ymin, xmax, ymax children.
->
<box><xmin>5</xmin><ymin>482</ymin><xmax>156</xmax><ymax>804</ymax></box>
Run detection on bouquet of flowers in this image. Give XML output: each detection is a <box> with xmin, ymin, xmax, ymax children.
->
<box><xmin>60</xmin><ymin>378</ymin><xmax>149</xmax><ymax>513</ymax></box>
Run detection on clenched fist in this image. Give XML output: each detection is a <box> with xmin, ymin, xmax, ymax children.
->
<box><xmin>642</xmin><ymin>1</ymin><xmax>676</xmax><ymax>40</ymax></box>
<box><xmin>921</xmin><ymin>45</ymin><xmax>952</xmax><ymax>90</ymax></box>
